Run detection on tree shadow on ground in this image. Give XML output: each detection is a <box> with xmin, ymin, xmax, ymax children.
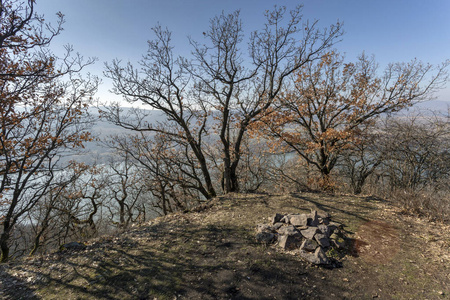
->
<box><xmin>25</xmin><ymin>221</ymin><xmax>352</xmax><ymax>299</ymax></box>
<box><xmin>290</xmin><ymin>193</ymin><xmax>378</xmax><ymax>224</ymax></box>
<box><xmin>0</xmin><ymin>266</ymin><xmax>39</xmax><ymax>299</ymax></box>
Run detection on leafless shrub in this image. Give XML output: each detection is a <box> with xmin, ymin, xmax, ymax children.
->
<box><xmin>389</xmin><ymin>184</ymin><xmax>450</xmax><ymax>223</ymax></box>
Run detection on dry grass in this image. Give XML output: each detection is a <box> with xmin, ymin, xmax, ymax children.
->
<box><xmin>389</xmin><ymin>187</ymin><xmax>450</xmax><ymax>223</ymax></box>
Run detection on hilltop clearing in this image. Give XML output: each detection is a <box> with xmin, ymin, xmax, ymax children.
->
<box><xmin>1</xmin><ymin>193</ymin><xmax>449</xmax><ymax>299</ymax></box>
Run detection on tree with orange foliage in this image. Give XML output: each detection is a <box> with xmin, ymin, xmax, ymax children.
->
<box><xmin>258</xmin><ymin>52</ymin><xmax>448</xmax><ymax>190</ymax></box>
<box><xmin>0</xmin><ymin>0</ymin><xmax>98</xmax><ymax>262</ymax></box>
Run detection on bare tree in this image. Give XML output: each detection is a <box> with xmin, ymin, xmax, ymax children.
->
<box><xmin>379</xmin><ymin>111</ymin><xmax>450</xmax><ymax>190</ymax></box>
<box><xmin>103</xmin><ymin>132</ymin><xmax>205</xmax><ymax>214</ymax></box>
<box><xmin>187</xmin><ymin>7</ymin><xmax>342</xmax><ymax>193</ymax></box>
<box><xmin>27</xmin><ymin>162</ymin><xmax>91</xmax><ymax>256</ymax></box>
<box><xmin>102</xmin><ymin>24</ymin><xmax>217</xmax><ymax>199</ymax></box>
<box><xmin>105</xmin><ymin>152</ymin><xmax>146</xmax><ymax>229</ymax></box>
<box><xmin>361</xmin><ymin>110</ymin><xmax>450</xmax><ymax>221</ymax></box>
<box><xmin>339</xmin><ymin>123</ymin><xmax>384</xmax><ymax>194</ymax></box>
<box><xmin>50</xmin><ymin>163</ymin><xmax>107</xmax><ymax>240</ymax></box>
<box><xmin>102</xmin><ymin>5</ymin><xmax>343</xmax><ymax>197</ymax></box>
<box><xmin>28</xmin><ymin>180</ymin><xmax>70</xmax><ymax>256</ymax></box>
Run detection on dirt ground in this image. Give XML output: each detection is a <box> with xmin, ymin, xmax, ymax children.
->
<box><xmin>0</xmin><ymin>192</ymin><xmax>449</xmax><ymax>299</ymax></box>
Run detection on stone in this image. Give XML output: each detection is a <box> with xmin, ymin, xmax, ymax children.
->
<box><xmin>300</xmin><ymin>227</ymin><xmax>319</xmax><ymax>240</ymax></box>
<box><xmin>317</xmin><ymin>224</ymin><xmax>331</xmax><ymax>237</ymax></box>
<box><xmin>273</xmin><ymin>222</ymin><xmax>284</xmax><ymax>230</ymax></box>
<box><xmin>295</xmin><ymin>225</ymin><xmax>308</xmax><ymax>230</ymax></box>
<box><xmin>255</xmin><ymin>232</ymin><xmax>276</xmax><ymax>244</ymax></box>
<box><xmin>299</xmin><ymin>247</ymin><xmax>330</xmax><ymax>265</ymax></box>
<box><xmin>290</xmin><ymin>214</ymin><xmax>308</xmax><ymax>227</ymax></box>
<box><xmin>314</xmin><ymin>233</ymin><xmax>330</xmax><ymax>248</ymax></box>
<box><xmin>280</xmin><ymin>215</ymin><xmax>291</xmax><ymax>224</ymax></box>
<box><xmin>256</xmin><ymin>212</ymin><xmax>347</xmax><ymax>267</ymax></box>
<box><xmin>278</xmin><ymin>225</ymin><xmax>301</xmax><ymax>237</ymax></box>
<box><xmin>331</xmin><ymin>238</ymin><xmax>346</xmax><ymax>249</ymax></box>
<box><xmin>328</xmin><ymin>221</ymin><xmax>343</xmax><ymax>231</ymax></box>
<box><xmin>317</xmin><ymin>210</ymin><xmax>330</xmax><ymax>219</ymax></box>
<box><xmin>277</xmin><ymin>226</ymin><xmax>302</xmax><ymax>250</ymax></box>
<box><xmin>314</xmin><ymin>247</ymin><xmax>331</xmax><ymax>264</ymax></box>
<box><xmin>318</xmin><ymin>217</ymin><xmax>330</xmax><ymax>225</ymax></box>
<box><xmin>330</xmin><ymin>233</ymin><xmax>346</xmax><ymax>249</ymax></box>
<box><xmin>300</xmin><ymin>239</ymin><xmax>318</xmax><ymax>252</ymax></box>
<box><xmin>330</xmin><ymin>233</ymin><xmax>340</xmax><ymax>240</ymax></box>
<box><xmin>257</xmin><ymin>224</ymin><xmax>274</xmax><ymax>233</ymax></box>
<box><xmin>278</xmin><ymin>234</ymin><xmax>302</xmax><ymax>250</ymax></box>
<box><xmin>307</xmin><ymin>210</ymin><xmax>320</xmax><ymax>227</ymax></box>
<box><xmin>271</xmin><ymin>213</ymin><xmax>284</xmax><ymax>225</ymax></box>
<box><xmin>60</xmin><ymin>242</ymin><xmax>86</xmax><ymax>251</ymax></box>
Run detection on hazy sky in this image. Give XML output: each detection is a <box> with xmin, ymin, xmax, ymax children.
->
<box><xmin>36</xmin><ymin>0</ymin><xmax>450</xmax><ymax>105</ymax></box>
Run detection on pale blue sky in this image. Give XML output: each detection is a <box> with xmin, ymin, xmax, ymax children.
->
<box><xmin>36</xmin><ymin>0</ymin><xmax>450</xmax><ymax>104</ymax></box>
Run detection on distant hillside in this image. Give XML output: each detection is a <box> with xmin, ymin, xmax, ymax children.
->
<box><xmin>60</xmin><ymin>108</ymin><xmax>168</xmax><ymax>164</ymax></box>
<box><xmin>70</xmin><ymin>100</ymin><xmax>450</xmax><ymax>165</ymax></box>
<box><xmin>410</xmin><ymin>99</ymin><xmax>449</xmax><ymax>113</ymax></box>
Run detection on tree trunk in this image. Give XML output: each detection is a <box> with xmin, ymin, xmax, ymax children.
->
<box><xmin>352</xmin><ymin>182</ymin><xmax>363</xmax><ymax>195</ymax></box>
<box><xmin>0</xmin><ymin>231</ymin><xmax>10</xmax><ymax>263</ymax></box>
<box><xmin>229</xmin><ymin>162</ymin><xmax>240</xmax><ymax>193</ymax></box>
<box><xmin>222</xmin><ymin>122</ymin><xmax>247</xmax><ymax>194</ymax></box>
<box><xmin>320</xmin><ymin>170</ymin><xmax>334</xmax><ymax>191</ymax></box>
<box><xmin>29</xmin><ymin>234</ymin><xmax>42</xmax><ymax>256</ymax></box>
<box><xmin>352</xmin><ymin>175</ymin><xmax>367</xmax><ymax>195</ymax></box>
<box><xmin>119</xmin><ymin>203</ymin><xmax>125</xmax><ymax>228</ymax></box>
<box><xmin>222</xmin><ymin>160</ymin><xmax>240</xmax><ymax>193</ymax></box>
<box><xmin>222</xmin><ymin>158</ymin><xmax>234</xmax><ymax>193</ymax></box>
<box><xmin>184</xmin><ymin>130</ymin><xmax>216</xmax><ymax>199</ymax></box>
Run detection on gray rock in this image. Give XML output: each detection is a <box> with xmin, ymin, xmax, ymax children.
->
<box><xmin>273</xmin><ymin>222</ymin><xmax>284</xmax><ymax>230</ymax></box>
<box><xmin>317</xmin><ymin>210</ymin><xmax>330</xmax><ymax>219</ymax></box>
<box><xmin>300</xmin><ymin>227</ymin><xmax>319</xmax><ymax>240</ymax></box>
<box><xmin>271</xmin><ymin>213</ymin><xmax>284</xmax><ymax>225</ymax></box>
<box><xmin>60</xmin><ymin>242</ymin><xmax>86</xmax><ymax>251</ymax></box>
<box><xmin>330</xmin><ymin>228</ymin><xmax>344</xmax><ymax>237</ymax></box>
<box><xmin>295</xmin><ymin>225</ymin><xmax>308</xmax><ymax>230</ymax></box>
<box><xmin>318</xmin><ymin>217</ymin><xmax>330</xmax><ymax>225</ymax></box>
<box><xmin>314</xmin><ymin>233</ymin><xmax>330</xmax><ymax>248</ymax></box>
<box><xmin>314</xmin><ymin>247</ymin><xmax>331</xmax><ymax>264</ymax></box>
<box><xmin>328</xmin><ymin>221</ymin><xmax>343</xmax><ymax>231</ymax></box>
<box><xmin>332</xmin><ymin>238</ymin><xmax>346</xmax><ymax>249</ymax></box>
<box><xmin>317</xmin><ymin>224</ymin><xmax>331</xmax><ymax>237</ymax></box>
<box><xmin>290</xmin><ymin>214</ymin><xmax>308</xmax><ymax>227</ymax></box>
<box><xmin>307</xmin><ymin>210</ymin><xmax>320</xmax><ymax>227</ymax></box>
<box><xmin>257</xmin><ymin>224</ymin><xmax>274</xmax><ymax>233</ymax></box>
<box><xmin>330</xmin><ymin>233</ymin><xmax>340</xmax><ymax>240</ymax></box>
<box><xmin>276</xmin><ymin>225</ymin><xmax>302</xmax><ymax>250</ymax></box>
<box><xmin>255</xmin><ymin>232</ymin><xmax>276</xmax><ymax>244</ymax></box>
<box><xmin>278</xmin><ymin>225</ymin><xmax>301</xmax><ymax>237</ymax></box>
<box><xmin>278</xmin><ymin>234</ymin><xmax>302</xmax><ymax>250</ymax></box>
<box><xmin>299</xmin><ymin>247</ymin><xmax>330</xmax><ymax>265</ymax></box>
<box><xmin>300</xmin><ymin>239</ymin><xmax>318</xmax><ymax>252</ymax></box>
<box><xmin>330</xmin><ymin>233</ymin><xmax>346</xmax><ymax>249</ymax></box>
<box><xmin>280</xmin><ymin>215</ymin><xmax>291</xmax><ymax>224</ymax></box>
